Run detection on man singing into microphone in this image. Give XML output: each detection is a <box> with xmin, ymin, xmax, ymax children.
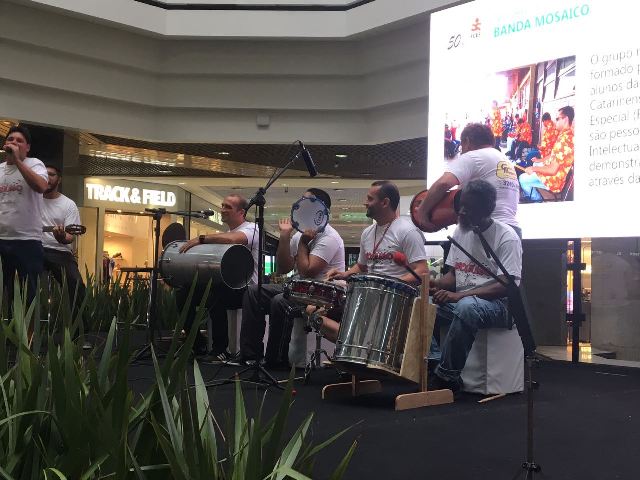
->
<box><xmin>176</xmin><ymin>194</ymin><xmax>259</xmax><ymax>360</ymax></box>
<box><xmin>428</xmin><ymin>180</ymin><xmax>522</xmax><ymax>393</ymax></box>
<box><xmin>323</xmin><ymin>181</ymin><xmax>427</xmax><ymax>340</ymax></box>
<box><xmin>0</xmin><ymin>125</ymin><xmax>48</xmax><ymax>308</ymax></box>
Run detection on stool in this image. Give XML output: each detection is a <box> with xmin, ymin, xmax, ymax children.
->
<box><xmin>461</xmin><ymin>327</ymin><xmax>524</xmax><ymax>395</ymax></box>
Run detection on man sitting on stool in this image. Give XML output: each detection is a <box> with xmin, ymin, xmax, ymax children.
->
<box><xmin>428</xmin><ymin>179</ymin><xmax>522</xmax><ymax>393</ymax></box>
<box><xmin>235</xmin><ymin>188</ymin><xmax>344</xmax><ymax>369</ymax></box>
<box><xmin>176</xmin><ymin>194</ymin><xmax>259</xmax><ymax>360</ymax></box>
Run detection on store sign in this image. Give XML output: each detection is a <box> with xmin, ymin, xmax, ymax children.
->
<box><xmin>86</xmin><ymin>183</ymin><xmax>177</xmax><ymax>207</ymax></box>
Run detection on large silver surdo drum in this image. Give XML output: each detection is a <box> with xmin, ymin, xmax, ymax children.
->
<box><xmin>333</xmin><ymin>274</ymin><xmax>419</xmax><ymax>375</ymax></box>
<box><xmin>159</xmin><ymin>241</ymin><xmax>254</xmax><ymax>289</ymax></box>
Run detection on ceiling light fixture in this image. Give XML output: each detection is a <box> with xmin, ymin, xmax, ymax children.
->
<box><xmin>338</xmin><ymin>199</ymin><xmax>347</xmax><ymax>202</ymax></box>
<box><xmin>330</xmin><ymin>181</ymin><xmax>340</xmax><ymax>184</ymax></box>
<box><xmin>217</xmin><ymin>151</ymin><xmax>230</xmax><ymax>156</ymax></box>
<box><xmin>159</xmin><ymin>170</ymin><xmax>172</xmax><ymax>174</ymax></box>
<box><xmin>335</xmin><ymin>154</ymin><xmax>348</xmax><ymax>158</ymax></box>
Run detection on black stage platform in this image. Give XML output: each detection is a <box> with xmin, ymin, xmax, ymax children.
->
<box><xmin>128</xmin><ymin>359</ymin><xmax>640</xmax><ymax>480</ymax></box>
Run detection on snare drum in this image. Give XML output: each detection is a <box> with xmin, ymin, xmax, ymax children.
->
<box><xmin>290</xmin><ymin>196</ymin><xmax>329</xmax><ymax>233</ymax></box>
<box><xmin>159</xmin><ymin>241</ymin><xmax>254</xmax><ymax>289</ymax></box>
<box><xmin>333</xmin><ymin>274</ymin><xmax>419</xmax><ymax>375</ymax></box>
<box><xmin>283</xmin><ymin>279</ymin><xmax>346</xmax><ymax>310</ymax></box>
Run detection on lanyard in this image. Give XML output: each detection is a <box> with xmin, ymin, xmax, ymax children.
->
<box><xmin>371</xmin><ymin>220</ymin><xmax>393</xmax><ymax>256</ymax></box>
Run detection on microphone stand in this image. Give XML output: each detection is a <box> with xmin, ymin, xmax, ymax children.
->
<box><xmin>132</xmin><ymin>208</ymin><xmax>212</xmax><ymax>363</ymax></box>
<box><xmin>446</xmin><ymin>228</ymin><xmax>540</xmax><ymax>479</ymax></box>
<box><xmin>211</xmin><ymin>148</ymin><xmax>305</xmax><ymax>390</ymax></box>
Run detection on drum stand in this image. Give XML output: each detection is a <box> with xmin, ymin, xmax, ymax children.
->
<box><xmin>303</xmin><ymin>310</ymin><xmax>334</xmax><ymax>384</ymax></box>
<box><xmin>446</xmin><ymin>230</ymin><xmax>541</xmax><ymax>479</ymax></box>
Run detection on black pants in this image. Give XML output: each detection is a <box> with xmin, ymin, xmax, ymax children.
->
<box><xmin>175</xmin><ymin>283</ymin><xmax>245</xmax><ymax>354</ymax></box>
<box><xmin>43</xmin><ymin>248</ymin><xmax>86</xmax><ymax>317</ymax></box>
<box><xmin>509</xmin><ymin>140</ymin><xmax>530</xmax><ymax>161</ymax></box>
<box><xmin>0</xmin><ymin>239</ymin><xmax>44</xmax><ymax>313</ymax></box>
<box><xmin>240</xmin><ymin>283</ymin><xmax>300</xmax><ymax>363</ymax></box>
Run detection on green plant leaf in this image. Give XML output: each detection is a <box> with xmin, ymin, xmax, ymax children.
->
<box><xmin>43</xmin><ymin>468</ymin><xmax>67</xmax><ymax>480</ymax></box>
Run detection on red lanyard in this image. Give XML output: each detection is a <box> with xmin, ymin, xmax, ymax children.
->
<box><xmin>371</xmin><ymin>220</ymin><xmax>393</xmax><ymax>256</ymax></box>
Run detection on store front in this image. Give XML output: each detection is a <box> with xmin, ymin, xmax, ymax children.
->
<box><xmin>76</xmin><ymin>178</ymin><xmax>224</xmax><ymax>284</ymax></box>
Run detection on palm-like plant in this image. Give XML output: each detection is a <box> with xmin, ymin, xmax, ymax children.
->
<box><xmin>0</xmin><ymin>268</ymin><xmax>357</xmax><ymax>479</ymax></box>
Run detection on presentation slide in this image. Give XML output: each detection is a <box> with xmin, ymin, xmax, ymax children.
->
<box><xmin>428</xmin><ymin>0</ymin><xmax>640</xmax><ymax>239</ymax></box>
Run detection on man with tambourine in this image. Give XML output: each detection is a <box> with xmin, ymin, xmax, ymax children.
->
<box><xmin>234</xmin><ymin>188</ymin><xmax>344</xmax><ymax>369</ymax></box>
<box><xmin>41</xmin><ymin>164</ymin><xmax>86</xmax><ymax>316</ymax></box>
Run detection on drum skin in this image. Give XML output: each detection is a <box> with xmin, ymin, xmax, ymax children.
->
<box><xmin>334</xmin><ymin>274</ymin><xmax>419</xmax><ymax>375</ymax></box>
<box><xmin>290</xmin><ymin>196</ymin><xmax>329</xmax><ymax>233</ymax></box>
<box><xmin>410</xmin><ymin>188</ymin><xmax>460</xmax><ymax>232</ymax></box>
<box><xmin>159</xmin><ymin>241</ymin><xmax>254</xmax><ymax>289</ymax></box>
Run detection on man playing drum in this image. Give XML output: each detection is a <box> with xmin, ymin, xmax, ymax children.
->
<box><xmin>233</xmin><ymin>188</ymin><xmax>345</xmax><ymax>368</ymax></box>
<box><xmin>428</xmin><ymin>180</ymin><xmax>522</xmax><ymax>393</ymax></box>
<box><xmin>322</xmin><ymin>180</ymin><xmax>428</xmax><ymax>340</ymax></box>
<box><xmin>176</xmin><ymin>194</ymin><xmax>259</xmax><ymax>359</ymax></box>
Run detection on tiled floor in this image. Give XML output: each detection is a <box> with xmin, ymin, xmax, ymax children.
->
<box><xmin>538</xmin><ymin>344</ymin><xmax>640</xmax><ymax>368</ymax></box>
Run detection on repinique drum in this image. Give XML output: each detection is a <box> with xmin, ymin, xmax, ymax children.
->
<box><xmin>283</xmin><ymin>279</ymin><xmax>347</xmax><ymax>309</ymax></box>
<box><xmin>333</xmin><ymin>274</ymin><xmax>419</xmax><ymax>375</ymax></box>
<box><xmin>159</xmin><ymin>241</ymin><xmax>254</xmax><ymax>289</ymax></box>
<box><xmin>290</xmin><ymin>196</ymin><xmax>329</xmax><ymax>233</ymax></box>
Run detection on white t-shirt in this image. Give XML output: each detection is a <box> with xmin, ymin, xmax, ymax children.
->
<box><xmin>446</xmin><ymin>147</ymin><xmax>520</xmax><ymax>227</ymax></box>
<box><xmin>0</xmin><ymin>158</ymin><xmax>48</xmax><ymax>241</ymax></box>
<box><xmin>290</xmin><ymin>223</ymin><xmax>345</xmax><ymax>280</ymax></box>
<box><xmin>446</xmin><ymin>220</ymin><xmax>522</xmax><ymax>293</ymax></box>
<box><xmin>357</xmin><ymin>216</ymin><xmax>427</xmax><ymax>278</ymax></box>
<box><xmin>231</xmin><ymin>220</ymin><xmax>260</xmax><ymax>285</ymax></box>
<box><xmin>41</xmin><ymin>194</ymin><xmax>82</xmax><ymax>253</ymax></box>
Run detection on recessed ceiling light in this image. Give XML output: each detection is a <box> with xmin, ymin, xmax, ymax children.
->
<box><xmin>338</xmin><ymin>199</ymin><xmax>347</xmax><ymax>202</ymax></box>
<box><xmin>178</xmin><ymin>182</ymin><xmax>186</xmax><ymax>185</ymax></box>
<box><xmin>360</xmin><ymin>172</ymin><xmax>374</xmax><ymax>176</ymax></box>
<box><xmin>159</xmin><ymin>170</ymin><xmax>172</xmax><ymax>174</ymax></box>
<box><xmin>336</xmin><ymin>154</ymin><xmax>348</xmax><ymax>158</ymax></box>
<box><xmin>334</xmin><ymin>188</ymin><xmax>344</xmax><ymax>192</ymax></box>
<box><xmin>341</xmin><ymin>207</ymin><xmax>349</xmax><ymax>210</ymax></box>
<box><xmin>330</xmin><ymin>181</ymin><xmax>340</xmax><ymax>184</ymax></box>
<box><xmin>217</xmin><ymin>151</ymin><xmax>230</xmax><ymax>156</ymax></box>
<box><xmin>116</xmin><ymin>209</ymin><xmax>122</xmax><ymax>213</ymax></box>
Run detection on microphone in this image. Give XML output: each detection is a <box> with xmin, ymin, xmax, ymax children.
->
<box><xmin>2</xmin><ymin>146</ymin><xmax>14</xmax><ymax>154</ymax></box>
<box><xmin>298</xmin><ymin>141</ymin><xmax>318</xmax><ymax>177</ymax></box>
<box><xmin>199</xmin><ymin>209</ymin><xmax>216</xmax><ymax>217</ymax></box>
<box><xmin>392</xmin><ymin>251</ymin><xmax>422</xmax><ymax>284</ymax></box>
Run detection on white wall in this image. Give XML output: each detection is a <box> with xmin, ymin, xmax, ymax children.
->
<box><xmin>0</xmin><ymin>1</ymin><xmax>432</xmax><ymax>144</ymax></box>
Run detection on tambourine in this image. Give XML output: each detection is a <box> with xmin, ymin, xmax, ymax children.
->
<box><xmin>290</xmin><ymin>196</ymin><xmax>329</xmax><ymax>233</ymax></box>
<box><xmin>410</xmin><ymin>188</ymin><xmax>460</xmax><ymax>232</ymax></box>
<box><xmin>42</xmin><ymin>224</ymin><xmax>87</xmax><ymax>235</ymax></box>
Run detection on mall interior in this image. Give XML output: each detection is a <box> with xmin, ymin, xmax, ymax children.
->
<box><xmin>1</xmin><ymin>1</ymin><xmax>639</xmax><ymax>478</ymax></box>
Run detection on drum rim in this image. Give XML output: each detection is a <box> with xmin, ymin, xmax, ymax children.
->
<box><xmin>347</xmin><ymin>273</ymin><xmax>419</xmax><ymax>296</ymax></box>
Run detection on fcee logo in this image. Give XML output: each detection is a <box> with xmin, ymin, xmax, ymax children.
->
<box><xmin>471</xmin><ymin>17</ymin><xmax>481</xmax><ymax>38</ymax></box>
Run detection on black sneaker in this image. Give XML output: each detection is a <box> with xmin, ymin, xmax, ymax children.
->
<box><xmin>227</xmin><ymin>352</ymin><xmax>257</xmax><ymax>366</ymax></box>
<box><xmin>427</xmin><ymin>373</ymin><xmax>463</xmax><ymax>394</ymax></box>
<box><xmin>209</xmin><ymin>350</ymin><xmax>233</xmax><ymax>364</ymax></box>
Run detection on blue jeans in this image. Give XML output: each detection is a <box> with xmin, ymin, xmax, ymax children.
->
<box><xmin>519</xmin><ymin>172</ymin><xmax>548</xmax><ymax>202</ymax></box>
<box><xmin>432</xmin><ymin>296</ymin><xmax>509</xmax><ymax>382</ymax></box>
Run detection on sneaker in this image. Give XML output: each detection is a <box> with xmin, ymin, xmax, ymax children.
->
<box><xmin>209</xmin><ymin>350</ymin><xmax>233</xmax><ymax>364</ymax></box>
<box><xmin>427</xmin><ymin>373</ymin><xmax>463</xmax><ymax>394</ymax></box>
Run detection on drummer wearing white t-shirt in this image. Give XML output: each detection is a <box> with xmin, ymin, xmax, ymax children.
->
<box><xmin>416</xmin><ymin>123</ymin><xmax>521</xmax><ymax>238</ymax></box>
<box><xmin>41</xmin><ymin>165</ymin><xmax>86</xmax><ymax>317</ymax></box>
<box><xmin>235</xmin><ymin>188</ymin><xmax>345</xmax><ymax>368</ymax></box>
<box><xmin>322</xmin><ymin>181</ymin><xmax>427</xmax><ymax>341</ymax></box>
<box><xmin>0</xmin><ymin>125</ymin><xmax>48</xmax><ymax>309</ymax></box>
<box><xmin>176</xmin><ymin>194</ymin><xmax>259</xmax><ymax>359</ymax></box>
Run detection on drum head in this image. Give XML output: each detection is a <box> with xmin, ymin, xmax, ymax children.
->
<box><xmin>220</xmin><ymin>244</ymin><xmax>255</xmax><ymax>289</ymax></box>
<box><xmin>290</xmin><ymin>196</ymin><xmax>329</xmax><ymax>233</ymax></box>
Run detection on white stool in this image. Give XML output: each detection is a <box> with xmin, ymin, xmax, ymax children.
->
<box><xmin>461</xmin><ymin>327</ymin><xmax>524</xmax><ymax>395</ymax></box>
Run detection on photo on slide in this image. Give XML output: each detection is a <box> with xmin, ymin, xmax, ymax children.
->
<box><xmin>444</xmin><ymin>55</ymin><xmax>576</xmax><ymax>205</ymax></box>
